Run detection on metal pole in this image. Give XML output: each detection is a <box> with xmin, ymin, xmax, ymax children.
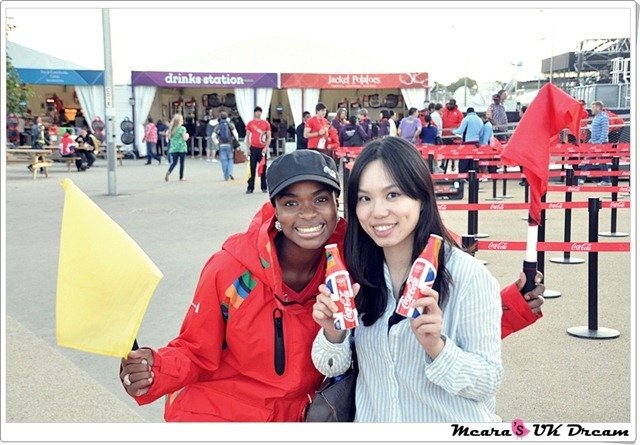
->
<box><xmin>567</xmin><ymin>197</ymin><xmax>619</xmax><ymax>339</ymax></box>
<box><xmin>102</xmin><ymin>9</ymin><xmax>117</xmax><ymax>196</ymax></box>
<box><xmin>550</xmin><ymin>169</ymin><xmax>585</xmax><ymax>264</ymax></box>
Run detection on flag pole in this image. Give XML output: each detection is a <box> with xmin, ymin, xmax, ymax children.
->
<box><xmin>522</xmin><ymin>216</ymin><xmax>539</xmax><ymax>294</ymax></box>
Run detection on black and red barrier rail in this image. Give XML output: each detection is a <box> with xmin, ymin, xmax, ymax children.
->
<box><xmin>473</xmin><ymin>197</ymin><xmax>626</xmax><ymax>340</ymax></box>
<box><xmin>436</xmin><ymin>200</ymin><xmax>631</xmax><ymax>211</ymax></box>
<box><xmin>334</xmin><ymin>142</ymin><xmax>630</xmax><ymax>161</ymax></box>
<box><xmin>475</xmin><ymin>240</ymin><xmax>630</xmax><ymax>252</ymax></box>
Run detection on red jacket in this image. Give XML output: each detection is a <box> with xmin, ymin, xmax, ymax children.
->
<box><xmin>442</xmin><ymin>106</ymin><xmax>464</xmax><ymax>136</ymax></box>
<box><xmin>135</xmin><ymin>203</ymin><xmax>347</xmax><ymax>421</ymax></box>
<box><xmin>605</xmin><ymin>109</ymin><xmax>624</xmax><ymax>133</ymax></box>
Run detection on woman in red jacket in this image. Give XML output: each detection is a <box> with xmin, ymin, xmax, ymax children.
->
<box><xmin>120</xmin><ymin>149</ymin><xmax>542</xmax><ymax>422</ymax></box>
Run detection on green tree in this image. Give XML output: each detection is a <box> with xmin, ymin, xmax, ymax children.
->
<box><xmin>446</xmin><ymin>77</ymin><xmax>478</xmax><ymax>92</ymax></box>
<box><xmin>6</xmin><ymin>55</ymin><xmax>32</xmax><ymax>116</ymax></box>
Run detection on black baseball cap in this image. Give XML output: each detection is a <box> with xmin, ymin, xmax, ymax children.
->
<box><xmin>267</xmin><ymin>150</ymin><xmax>341</xmax><ymax>200</ymax></box>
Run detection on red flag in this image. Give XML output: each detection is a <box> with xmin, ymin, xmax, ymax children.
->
<box><xmin>501</xmin><ymin>83</ymin><xmax>583</xmax><ymax>225</ymax></box>
<box><xmin>257</xmin><ymin>156</ymin><xmax>266</xmax><ymax>176</ymax></box>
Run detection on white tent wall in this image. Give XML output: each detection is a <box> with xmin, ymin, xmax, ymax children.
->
<box><xmin>133</xmin><ymin>86</ymin><xmax>157</xmax><ymax>157</ymax></box>
<box><xmin>75</xmin><ymin>86</ymin><xmax>105</xmax><ymax>125</ymax></box>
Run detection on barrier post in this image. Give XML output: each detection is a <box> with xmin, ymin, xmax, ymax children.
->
<box><xmin>340</xmin><ymin>157</ymin><xmax>350</xmax><ymax>220</ymax></box>
<box><xmin>567</xmin><ymin>197</ymin><xmax>620</xmax><ymax>339</ymax></box>
<box><xmin>486</xmin><ymin>174</ymin><xmax>503</xmax><ymax>201</ymax></box>
<box><xmin>550</xmin><ymin>169</ymin><xmax>585</xmax><ymax>264</ymax></box>
<box><xmin>462</xmin><ymin>235</ymin><xmax>487</xmax><ymax>266</ymax></box>
<box><xmin>466</xmin><ymin>170</ymin><xmax>489</xmax><ymax>239</ymax></box>
<box><xmin>599</xmin><ymin>156</ymin><xmax>628</xmax><ymax>237</ymax></box>
<box><xmin>427</xmin><ymin>153</ymin><xmax>435</xmax><ymax>173</ymax></box>
<box><xmin>499</xmin><ymin>164</ymin><xmax>513</xmax><ymax>199</ymax></box>
<box><xmin>537</xmin><ymin>194</ymin><xmax>561</xmax><ymax>298</ymax></box>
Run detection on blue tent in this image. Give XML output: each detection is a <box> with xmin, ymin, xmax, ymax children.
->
<box><xmin>7</xmin><ymin>41</ymin><xmax>103</xmax><ymax>85</ymax></box>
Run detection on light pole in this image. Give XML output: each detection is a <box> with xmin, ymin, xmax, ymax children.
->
<box><xmin>509</xmin><ymin>61</ymin><xmax>523</xmax><ymax>93</ymax></box>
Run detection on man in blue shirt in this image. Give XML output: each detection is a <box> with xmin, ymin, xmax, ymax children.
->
<box><xmin>453</xmin><ymin>107</ymin><xmax>483</xmax><ymax>174</ymax></box>
<box><xmin>579</xmin><ymin>101</ymin><xmax>610</xmax><ymax>185</ymax></box>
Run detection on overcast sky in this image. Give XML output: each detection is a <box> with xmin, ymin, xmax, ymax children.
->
<box><xmin>4</xmin><ymin>1</ymin><xmax>634</xmax><ymax>86</ymax></box>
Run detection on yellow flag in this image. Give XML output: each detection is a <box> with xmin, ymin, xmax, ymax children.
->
<box><xmin>56</xmin><ymin>178</ymin><xmax>163</xmax><ymax>358</ymax></box>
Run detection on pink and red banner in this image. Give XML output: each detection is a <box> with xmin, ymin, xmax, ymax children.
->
<box><xmin>280</xmin><ymin>73</ymin><xmax>428</xmax><ymax>89</ymax></box>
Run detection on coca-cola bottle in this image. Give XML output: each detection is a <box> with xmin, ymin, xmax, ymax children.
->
<box><xmin>396</xmin><ymin>234</ymin><xmax>443</xmax><ymax>318</ymax></box>
<box><xmin>325</xmin><ymin>244</ymin><xmax>359</xmax><ymax>330</ymax></box>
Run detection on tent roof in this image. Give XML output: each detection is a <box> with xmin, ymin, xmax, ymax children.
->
<box><xmin>7</xmin><ymin>41</ymin><xmax>89</xmax><ymax>70</ymax></box>
<box><xmin>165</xmin><ymin>36</ymin><xmax>405</xmax><ymax>73</ymax></box>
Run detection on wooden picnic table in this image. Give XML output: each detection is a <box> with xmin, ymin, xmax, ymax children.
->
<box><xmin>6</xmin><ymin>148</ymin><xmax>54</xmax><ymax>179</ymax></box>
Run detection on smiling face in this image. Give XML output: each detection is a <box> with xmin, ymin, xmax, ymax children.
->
<box><xmin>274</xmin><ymin>181</ymin><xmax>339</xmax><ymax>251</ymax></box>
<box><xmin>355</xmin><ymin>160</ymin><xmax>421</xmax><ymax>255</ymax></box>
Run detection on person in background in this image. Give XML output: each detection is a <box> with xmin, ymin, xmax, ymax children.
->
<box><xmin>332</xmin><ymin>108</ymin><xmax>348</xmax><ymax>133</ymax></box>
<box><xmin>60</xmin><ymin>129</ymin><xmax>86</xmax><ymax>172</ymax></box>
<box><xmin>357</xmin><ymin>108</ymin><xmax>373</xmax><ymax>141</ymax></box>
<box><xmin>156</xmin><ymin>119</ymin><xmax>170</xmax><ymax>163</ymax></box>
<box><xmin>452</xmin><ymin>107</ymin><xmax>483</xmax><ymax>174</ymax></box>
<box><xmin>486</xmin><ymin>91</ymin><xmax>509</xmax><ymax>142</ymax></box>
<box><xmin>430</xmin><ymin>103</ymin><xmax>444</xmax><ymax>145</ymax></box>
<box><xmin>304</xmin><ymin>102</ymin><xmax>330</xmax><ymax>154</ymax></box>
<box><xmin>296</xmin><ymin>111</ymin><xmax>311</xmax><ymax>150</ymax></box>
<box><xmin>377</xmin><ymin>109</ymin><xmax>391</xmax><ymax>138</ymax></box>
<box><xmin>211</xmin><ymin>111</ymin><xmax>239</xmax><ymax>182</ymax></box>
<box><xmin>245</xmin><ymin>106</ymin><xmax>271</xmax><ymax>193</ymax></box>
<box><xmin>31</xmin><ymin>116</ymin><xmax>46</xmax><ymax>150</ymax></box>
<box><xmin>164</xmin><ymin>113</ymin><xmax>189</xmax><ymax>182</ymax></box>
<box><xmin>441</xmin><ymin>99</ymin><xmax>464</xmax><ymax>172</ymax></box>
<box><xmin>339</xmin><ymin>115</ymin><xmax>368</xmax><ymax>147</ymax></box>
<box><xmin>478</xmin><ymin>114</ymin><xmax>496</xmax><ymax>178</ymax></box>
<box><xmin>388</xmin><ymin>110</ymin><xmax>398</xmax><ymax>137</ymax></box>
<box><xmin>205</xmin><ymin>112</ymin><xmax>220</xmax><ymax>163</ymax></box>
<box><xmin>74</xmin><ymin>110</ymin><xmax>87</xmax><ymax>130</ymax></box>
<box><xmin>397</xmin><ymin>107</ymin><xmax>422</xmax><ymax>143</ymax></box>
<box><xmin>311</xmin><ymin>138</ymin><xmax>540</xmax><ymax>422</ymax></box>
<box><xmin>143</xmin><ymin>117</ymin><xmax>162</xmax><ymax>165</ymax></box>
<box><xmin>582</xmin><ymin>101</ymin><xmax>610</xmax><ymax>186</ymax></box>
<box><xmin>74</xmin><ymin>129</ymin><xmax>97</xmax><ymax>169</ymax></box>
<box><xmin>419</xmin><ymin>114</ymin><xmax>438</xmax><ymax>145</ymax></box>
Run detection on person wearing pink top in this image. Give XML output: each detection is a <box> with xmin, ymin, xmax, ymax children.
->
<box><xmin>143</xmin><ymin>117</ymin><xmax>162</xmax><ymax>165</ymax></box>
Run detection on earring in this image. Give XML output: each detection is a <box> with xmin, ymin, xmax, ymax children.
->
<box><xmin>274</xmin><ymin>220</ymin><xmax>282</xmax><ymax>232</ymax></box>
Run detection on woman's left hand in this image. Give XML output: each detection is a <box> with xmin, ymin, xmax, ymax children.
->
<box><xmin>410</xmin><ymin>285</ymin><xmax>445</xmax><ymax>359</ymax></box>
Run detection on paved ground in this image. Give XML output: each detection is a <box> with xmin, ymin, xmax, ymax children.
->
<box><xmin>2</xmin><ymin>152</ymin><xmax>634</xmax><ymax>438</ymax></box>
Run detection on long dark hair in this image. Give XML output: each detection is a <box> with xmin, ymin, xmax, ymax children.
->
<box><xmin>344</xmin><ymin>137</ymin><xmax>458</xmax><ymax>326</ymax></box>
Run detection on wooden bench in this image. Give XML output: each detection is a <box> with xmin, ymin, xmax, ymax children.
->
<box><xmin>6</xmin><ymin>149</ymin><xmax>54</xmax><ymax>179</ymax></box>
<box><xmin>49</xmin><ymin>152</ymin><xmax>82</xmax><ymax>172</ymax></box>
<box><xmin>96</xmin><ymin>145</ymin><xmax>124</xmax><ymax>166</ymax></box>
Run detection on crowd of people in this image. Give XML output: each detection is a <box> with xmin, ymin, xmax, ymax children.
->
<box><xmin>13</xmin><ymin>91</ymin><xmax>624</xmax><ymax>190</ymax></box>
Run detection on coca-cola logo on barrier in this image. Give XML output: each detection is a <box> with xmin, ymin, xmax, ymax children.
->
<box><xmin>490</xmin><ymin>204</ymin><xmax>504</xmax><ymax>210</ymax></box>
<box><xmin>488</xmin><ymin>242</ymin><xmax>508</xmax><ymax>250</ymax></box>
<box><xmin>571</xmin><ymin>243</ymin><xmax>593</xmax><ymax>252</ymax></box>
<box><xmin>548</xmin><ymin>202</ymin><xmax>564</xmax><ymax>209</ymax></box>
<box><xmin>567</xmin><ymin>186</ymin><xmax>580</xmax><ymax>192</ymax></box>
<box><xmin>610</xmin><ymin>201</ymin><xmax>627</xmax><ymax>208</ymax></box>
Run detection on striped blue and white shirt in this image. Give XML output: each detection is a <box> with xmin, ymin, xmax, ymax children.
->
<box><xmin>311</xmin><ymin>246</ymin><xmax>503</xmax><ymax>422</ymax></box>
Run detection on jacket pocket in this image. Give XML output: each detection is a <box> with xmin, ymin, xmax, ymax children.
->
<box><xmin>166</xmin><ymin>385</ymin><xmax>274</xmax><ymax>422</ymax></box>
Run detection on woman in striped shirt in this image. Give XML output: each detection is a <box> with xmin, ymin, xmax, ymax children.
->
<box><xmin>312</xmin><ymin>136</ymin><xmax>503</xmax><ymax>422</ymax></box>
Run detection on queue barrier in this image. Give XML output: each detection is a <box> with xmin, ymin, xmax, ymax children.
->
<box><xmin>472</xmin><ymin>197</ymin><xmax>626</xmax><ymax>340</ymax></box>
